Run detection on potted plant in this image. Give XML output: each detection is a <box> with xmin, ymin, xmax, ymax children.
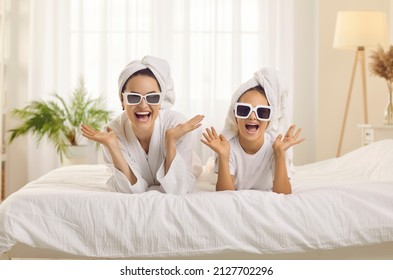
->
<box><xmin>9</xmin><ymin>78</ymin><xmax>112</xmax><ymax>164</ymax></box>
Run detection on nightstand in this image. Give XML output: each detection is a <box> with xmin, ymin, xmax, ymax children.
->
<box><xmin>358</xmin><ymin>124</ymin><xmax>393</xmax><ymax>146</ymax></box>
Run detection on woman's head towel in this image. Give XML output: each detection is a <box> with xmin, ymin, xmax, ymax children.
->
<box><xmin>222</xmin><ymin>67</ymin><xmax>290</xmax><ymax>141</ymax></box>
<box><xmin>118</xmin><ymin>56</ymin><xmax>175</xmax><ymax>109</ymax></box>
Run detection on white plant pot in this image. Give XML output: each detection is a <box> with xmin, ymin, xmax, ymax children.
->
<box><xmin>62</xmin><ymin>145</ymin><xmax>90</xmax><ymax>166</ymax></box>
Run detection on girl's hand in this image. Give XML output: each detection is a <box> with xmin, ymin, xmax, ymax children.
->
<box><xmin>81</xmin><ymin>124</ymin><xmax>117</xmax><ymax>146</ymax></box>
<box><xmin>165</xmin><ymin>115</ymin><xmax>204</xmax><ymax>144</ymax></box>
<box><xmin>273</xmin><ymin>125</ymin><xmax>305</xmax><ymax>156</ymax></box>
<box><xmin>201</xmin><ymin>127</ymin><xmax>230</xmax><ymax>157</ymax></box>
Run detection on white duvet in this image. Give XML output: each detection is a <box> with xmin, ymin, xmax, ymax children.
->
<box><xmin>1</xmin><ymin>140</ymin><xmax>393</xmax><ymax>258</ymax></box>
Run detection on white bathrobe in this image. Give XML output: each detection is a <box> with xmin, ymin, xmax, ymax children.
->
<box><xmin>103</xmin><ymin>110</ymin><xmax>195</xmax><ymax>194</ymax></box>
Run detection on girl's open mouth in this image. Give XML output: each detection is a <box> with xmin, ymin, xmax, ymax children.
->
<box><xmin>245</xmin><ymin>123</ymin><xmax>259</xmax><ymax>133</ymax></box>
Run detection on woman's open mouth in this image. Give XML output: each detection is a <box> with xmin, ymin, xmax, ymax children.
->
<box><xmin>135</xmin><ymin>111</ymin><xmax>151</xmax><ymax>122</ymax></box>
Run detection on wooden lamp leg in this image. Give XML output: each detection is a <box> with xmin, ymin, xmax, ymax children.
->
<box><xmin>358</xmin><ymin>47</ymin><xmax>369</xmax><ymax>124</ymax></box>
<box><xmin>336</xmin><ymin>50</ymin><xmax>359</xmax><ymax>157</ymax></box>
<box><xmin>336</xmin><ymin>47</ymin><xmax>369</xmax><ymax>157</ymax></box>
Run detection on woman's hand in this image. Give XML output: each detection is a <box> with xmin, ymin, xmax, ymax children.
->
<box><xmin>81</xmin><ymin>124</ymin><xmax>117</xmax><ymax>146</ymax></box>
<box><xmin>201</xmin><ymin>127</ymin><xmax>230</xmax><ymax>158</ymax></box>
<box><xmin>165</xmin><ymin>115</ymin><xmax>204</xmax><ymax>144</ymax></box>
<box><xmin>164</xmin><ymin>115</ymin><xmax>204</xmax><ymax>174</ymax></box>
<box><xmin>273</xmin><ymin>125</ymin><xmax>305</xmax><ymax>156</ymax></box>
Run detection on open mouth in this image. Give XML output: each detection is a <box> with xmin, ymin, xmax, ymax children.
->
<box><xmin>245</xmin><ymin>123</ymin><xmax>259</xmax><ymax>133</ymax></box>
<box><xmin>135</xmin><ymin>111</ymin><xmax>151</xmax><ymax>122</ymax></box>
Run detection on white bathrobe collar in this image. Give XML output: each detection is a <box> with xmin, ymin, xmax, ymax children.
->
<box><xmin>121</xmin><ymin>112</ymin><xmax>163</xmax><ymax>185</ymax></box>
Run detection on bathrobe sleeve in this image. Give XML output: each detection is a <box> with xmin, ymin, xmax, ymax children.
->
<box><xmin>155</xmin><ymin>110</ymin><xmax>195</xmax><ymax>194</ymax></box>
<box><xmin>103</xmin><ymin>143</ymin><xmax>149</xmax><ymax>194</ymax></box>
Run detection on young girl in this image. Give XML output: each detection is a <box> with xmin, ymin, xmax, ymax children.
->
<box><xmin>82</xmin><ymin>56</ymin><xmax>204</xmax><ymax>194</ymax></box>
<box><xmin>201</xmin><ymin>68</ymin><xmax>304</xmax><ymax>194</ymax></box>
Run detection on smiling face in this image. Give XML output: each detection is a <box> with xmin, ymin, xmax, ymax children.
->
<box><xmin>122</xmin><ymin>74</ymin><xmax>161</xmax><ymax>136</ymax></box>
<box><xmin>236</xmin><ymin>89</ymin><xmax>269</xmax><ymax>150</ymax></box>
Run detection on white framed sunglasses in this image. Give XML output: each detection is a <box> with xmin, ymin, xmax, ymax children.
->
<box><xmin>234</xmin><ymin>102</ymin><xmax>272</xmax><ymax>121</ymax></box>
<box><xmin>122</xmin><ymin>92</ymin><xmax>162</xmax><ymax>105</ymax></box>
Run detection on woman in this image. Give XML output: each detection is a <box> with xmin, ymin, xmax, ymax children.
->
<box><xmin>82</xmin><ymin>56</ymin><xmax>203</xmax><ymax>194</ymax></box>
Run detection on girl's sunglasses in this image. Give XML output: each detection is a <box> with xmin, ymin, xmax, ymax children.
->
<box><xmin>122</xmin><ymin>92</ymin><xmax>162</xmax><ymax>105</ymax></box>
<box><xmin>234</xmin><ymin>102</ymin><xmax>272</xmax><ymax>121</ymax></box>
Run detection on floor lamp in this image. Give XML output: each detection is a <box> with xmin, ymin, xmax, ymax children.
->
<box><xmin>333</xmin><ymin>11</ymin><xmax>388</xmax><ymax>157</ymax></box>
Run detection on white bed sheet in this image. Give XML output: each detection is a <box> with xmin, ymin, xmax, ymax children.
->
<box><xmin>1</xmin><ymin>140</ymin><xmax>393</xmax><ymax>258</ymax></box>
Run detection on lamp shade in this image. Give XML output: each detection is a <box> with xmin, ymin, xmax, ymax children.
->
<box><xmin>333</xmin><ymin>11</ymin><xmax>388</xmax><ymax>49</ymax></box>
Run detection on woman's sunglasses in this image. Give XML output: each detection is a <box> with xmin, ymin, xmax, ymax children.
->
<box><xmin>122</xmin><ymin>92</ymin><xmax>162</xmax><ymax>105</ymax></box>
<box><xmin>234</xmin><ymin>102</ymin><xmax>272</xmax><ymax>121</ymax></box>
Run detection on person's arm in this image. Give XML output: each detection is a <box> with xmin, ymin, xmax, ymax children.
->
<box><xmin>164</xmin><ymin>115</ymin><xmax>204</xmax><ymax>174</ymax></box>
<box><xmin>272</xmin><ymin>125</ymin><xmax>305</xmax><ymax>194</ymax></box>
<box><xmin>81</xmin><ymin>124</ymin><xmax>137</xmax><ymax>185</ymax></box>
<box><xmin>272</xmin><ymin>149</ymin><xmax>291</xmax><ymax>194</ymax></box>
<box><xmin>201</xmin><ymin>127</ymin><xmax>235</xmax><ymax>191</ymax></box>
<box><xmin>155</xmin><ymin>114</ymin><xmax>204</xmax><ymax>194</ymax></box>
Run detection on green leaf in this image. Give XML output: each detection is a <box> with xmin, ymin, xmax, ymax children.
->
<box><xmin>8</xmin><ymin>76</ymin><xmax>113</xmax><ymax>158</ymax></box>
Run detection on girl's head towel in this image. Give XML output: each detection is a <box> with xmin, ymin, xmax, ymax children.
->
<box><xmin>222</xmin><ymin>67</ymin><xmax>290</xmax><ymax>141</ymax></box>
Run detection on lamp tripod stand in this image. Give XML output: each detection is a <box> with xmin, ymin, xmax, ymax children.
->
<box><xmin>336</xmin><ymin>46</ymin><xmax>368</xmax><ymax>157</ymax></box>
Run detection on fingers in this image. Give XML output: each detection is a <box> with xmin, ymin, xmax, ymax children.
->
<box><xmin>219</xmin><ymin>134</ymin><xmax>227</xmax><ymax>142</ymax></box>
<box><xmin>295</xmin><ymin>137</ymin><xmax>306</xmax><ymax>145</ymax></box>
<box><xmin>211</xmin><ymin>127</ymin><xmax>219</xmax><ymax>138</ymax></box>
<box><xmin>187</xmin><ymin>114</ymin><xmax>205</xmax><ymax>127</ymax></box>
<box><xmin>182</xmin><ymin>115</ymin><xmax>205</xmax><ymax>133</ymax></box>
<box><xmin>206</xmin><ymin>127</ymin><xmax>214</xmax><ymax>139</ymax></box>
<box><xmin>200</xmin><ymin>139</ymin><xmax>211</xmax><ymax>147</ymax></box>
<box><xmin>201</xmin><ymin>128</ymin><xmax>226</xmax><ymax>148</ymax></box>
<box><xmin>285</xmin><ymin>125</ymin><xmax>296</xmax><ymax>138</ymax></box>
<box><xmin>275</xmin><ymin>125</ymin><xmax>305</xmax><ymax>150</ymax></box>
<box><xmin>202</xmin><ymin>131</ymin><xmax>212</xmax><ymax>142</ymax></box>
<box><xmin>80</xmin><ymin>124</ymin><xmax>97</xmax><ymax>134</ymax></box>
<box><xmin>284</xmin><ymin>125</ymin><xmax>304</xmax><ymax>141</ymax></box>
<box><xmin>80</xmin><ymin>124</ymin><xmax>95</xmax><ymax>138</ymax></box>
<box><xmin>293</xmin><ymin>127</ymin><xmax>302</xmax><ymax>140</ymax></box>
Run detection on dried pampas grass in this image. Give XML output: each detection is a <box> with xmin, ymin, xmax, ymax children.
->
<box><xmin>369</xmin><ymin>46</ymin><xmax>393</xmax><ymax>88</ymax></box>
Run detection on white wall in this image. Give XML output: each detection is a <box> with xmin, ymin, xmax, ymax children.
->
<box><xmin>317</xmin><ymin>0</ymin><xmax>390</xmax><ymax>161</ymax></box>
<box><xmin>5</xmin><ymin>0</ymin><xmax>30</xmax><ymax>197</ymax></box>
<box><xmin>292</xmin><ymin>0</ymin><xmax>318</xmax><ymax>165</ymax></box>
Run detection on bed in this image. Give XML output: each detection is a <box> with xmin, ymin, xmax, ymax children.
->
<box><xmin>1</xmin><ymin>139</ymin><xmax>393</xmax><ymax>260</ymax></box>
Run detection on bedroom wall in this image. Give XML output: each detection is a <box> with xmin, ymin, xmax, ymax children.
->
<box><xmin>317</xmin><ymin>0</ymin><xmax>391</xmax><ymax>161</ymax></box>
<box><xmin>292</xmin><ymin>0</ymin><xmax>318</xmax><ymax>165</ymax></box>
<box><xmin>5</xmin><ymin>0</ymin><xmax>30</xmax><ymax>197</ymax></box>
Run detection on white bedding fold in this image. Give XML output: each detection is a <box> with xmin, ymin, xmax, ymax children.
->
<box><xmin>1</xmin><ymin>140</ymin><xmax>393</xmax><ymax>258</ymax></box>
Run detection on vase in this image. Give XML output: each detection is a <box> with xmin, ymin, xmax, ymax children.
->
<box><xmin>62</xmin><ymin>145</ymin><xmax>90</xmax><ymax>166</ymax></box>
<box><xmin>384</xmin><ymin>90</ymin><xmax>393</xmax><ymax>125</ymax></box>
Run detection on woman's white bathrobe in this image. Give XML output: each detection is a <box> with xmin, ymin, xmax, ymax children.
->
<box><xmin>103</xmin><ymin>110</ymin><xmax>195</xmax><ymax>194</ymax></box>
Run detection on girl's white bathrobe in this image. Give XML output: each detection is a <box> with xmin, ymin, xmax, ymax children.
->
<box><xmin>103</xmin><ymin>110</ymin><xmax>195</xmax><ymax>194</ymax></box>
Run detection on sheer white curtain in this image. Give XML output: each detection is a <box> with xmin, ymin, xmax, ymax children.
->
<box><xmin>27</xmin><ymin>0</ymin><xmax>294</xmax><ymax>180</ymax></box>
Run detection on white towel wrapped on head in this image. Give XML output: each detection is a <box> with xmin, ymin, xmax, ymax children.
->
<box><xmin>117</xmin><ymin>55</ymin><xmax>175</xmax><ymax>109</ymax></box>
<box><xmin>222</xmin><ymin>67</ymin><xmax>290</xmax><ymax>140</ymax></box>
